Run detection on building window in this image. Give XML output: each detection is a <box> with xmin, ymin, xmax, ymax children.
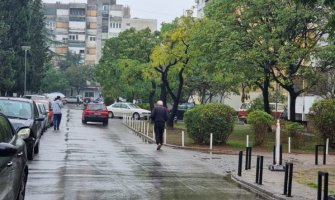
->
<box><xmin>102</xmin><ymin>5</ymin><xmax>109</xmax><ymax>11</ymax></box>
<box><xmin>85</xmin><ymin>92</ymin><xmax>94</xmax><ymax>97</ymax></box>
<box><xmin>79</xmin><ymin>50</ymin><xmax>85</xmax><ymax>54</ymax></box>
<box><xmin>89</xmin><ymin>36</ymin><xmax>96</xmax><ymax>41</ymax></box>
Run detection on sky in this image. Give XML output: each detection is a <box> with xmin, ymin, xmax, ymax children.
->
<box><xmin>42</xmin><ymin>0</ymin><xmax>196</xmax><ymax>30</ymax></box>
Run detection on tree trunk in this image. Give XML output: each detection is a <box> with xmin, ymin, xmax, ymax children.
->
<box><xmin>149</xmin><ymin>81</ymin><xmax>156</xmax><ymax>111</ymax></box>
<box><xmin>166</xmin><ymin>68</ymin><xmax>184</xmax><ymax>128</ymax></box>
<box><xmin>159</xmin><ymin>72</ymin><xmax>167</xmax><ymax>107</ymax></box>
<box><xmin>263</xmin><ymin>68</ymin><xmax>271</xmax><ymax>114</ymax></box>
<box><xmin>288</xmin><ymin>90</ymin><xmax>298</xmax><ymax>122</ymax></box>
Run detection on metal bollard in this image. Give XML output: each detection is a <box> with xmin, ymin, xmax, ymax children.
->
<box><xmin>315</xmin><ymin>145</ymin><xmax>326</xmax><ymax>165</ymax></box>
<box><xmin>283</xmin><ymin>162</ymin><xmax>293</xmax><ymax>197</ymax></box>
<box><xmin>245</xmin><ymin>147</ymin><xmax>252</xmax><ymax>170</ymax></box>
<box><xmin>317</xmin><ymin>171</ymin><xmax>329</xmax><ymax>200</ymax></box>
<box><xmin>255</xmin><ymin>155</ymin><xmax>263</xmax><ymax>185</ymax></box>
<box><xmin>238</xmin><ymin>151</ymin><xmax>243</xmax><ymax>176</ymax></box>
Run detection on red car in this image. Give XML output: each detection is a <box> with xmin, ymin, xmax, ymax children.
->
<box><xmin>82</xmin><ymin>103</ymin><xmax>109</xmax><ymax>126</ymax></box>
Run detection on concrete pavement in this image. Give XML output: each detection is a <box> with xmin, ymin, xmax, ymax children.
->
<box><xmin>126</xmin><ymin>121</ymin><xmax>335</xmax><ymax>200</ymax></box>
<box><xmin>230</xmin><ymin>152</ymin><xmax>335</xmax><ymax>200</ymax></box>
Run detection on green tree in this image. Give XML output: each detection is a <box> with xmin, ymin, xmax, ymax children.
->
<box><xmin>27</xmin><ymin>0</ymin><xmax>49</xmax><ymax>93</ymax></box>
<box><xmin>95</xmin><ymin>28</ymin><xmax>160</xmax><ymax>108</ymax></box>
<box><xmin>65</xmin><ymin>65</ymin><xmax>93</xmax><ymax>96</ymax></box>
<box><xmin>187</xmin><ymin>18</ymin><xmax>242</xmax><ymax>104</ymax></box>
<box><xmin>0</xmin><ymin>21</ymin><xmax>15</xmax><ymax>95</ymax></box>
<box><xmin>40</xmin><ymin>66</ymin><xmax>69</xmax><ymax>93</ymax></box>
<box><xmin>0</xmin><ymin>0</ymin><xmax>48</xmax><ymax>95</ymax></box>
<box><xmin>206</xmin><ymin>0</ymin><xmax>334</xmax><ymax>121</ymax></box>
<box><xmin>59</xmin><ymin>51</ymin><xmax>82</xmax><ymax>70</ymax></box>
<box><xmin>151</xmin><ymin>16</ymin><xmax>195</xmax><ymax>127</ymax></box>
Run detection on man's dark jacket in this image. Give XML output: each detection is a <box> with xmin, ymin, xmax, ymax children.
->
<box><xmin>150</xmin><ymin>106</ymin><xmax>169</xmax><ymax>123</ymax></box>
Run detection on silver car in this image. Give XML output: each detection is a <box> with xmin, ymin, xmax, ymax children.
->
<box><xmin>107</xmin><ymin>102</ymin><xmax>151</xmax><ymax>119</ymax></box>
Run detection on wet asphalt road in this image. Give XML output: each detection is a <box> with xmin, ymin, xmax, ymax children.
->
<box><xmin>25</xmin><ymin>105</ymin><xmax>264</xmax><ymax>200</ymax></box>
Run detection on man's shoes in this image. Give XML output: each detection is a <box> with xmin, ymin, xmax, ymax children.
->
<box><xmin>157</xmin><ymin>144</ymin><xmax>162</xmax><ymax>150</ymax></box>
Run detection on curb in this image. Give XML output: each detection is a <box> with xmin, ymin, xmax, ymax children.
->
<box><xmin>230</xmin><ymin>173</ymin><xmax>285</xmax><ymax>200</ymax></box>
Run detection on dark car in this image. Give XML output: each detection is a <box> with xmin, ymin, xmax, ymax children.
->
<box><xmin>0</xmin><ymin>97</ymin><xmax>45</xmax><ymax>160</ymax></box>
<box><xmin>35</xmin><ymin>102</ymin><xmax>49</xmax><ymax>134</ymax></box>
<box><xmin>0</xmin><ymin>113</ymin><xmax>30</xmax><ymax>200</ymax></box>
<box><xmin>175</xmin><ymin>103</ymin><xmax>195</xmax><ymax>120</ymax></box>
<box><xmin>82</xmin><ymin>103</ymin><xmax>109</xmax><ymax>126</ymax></box>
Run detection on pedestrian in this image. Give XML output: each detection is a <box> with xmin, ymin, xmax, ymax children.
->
<box><xmin>150</xmin><ymin>100</ymin><xmax>169</xmax><ymax>150</ymax></box>
<box><xmin>76</xmin><ymin>96</ymin><xmax>80</xmax><ymax>106</ymax></box>
<box><xmin>52</xmin><ymin>96</ymin><xmax>63</xmax><ymax>131</ymax></box>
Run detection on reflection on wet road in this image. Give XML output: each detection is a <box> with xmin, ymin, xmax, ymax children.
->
<box><xmin>25</xmin><ymin>107</ymin><xmax>264</xmax><ymax>200</ymax></box>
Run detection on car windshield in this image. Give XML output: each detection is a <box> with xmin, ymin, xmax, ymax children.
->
<box><xmin>88</xmin><ymin>104</ymin><xmax>105</xmax><ymax>110</ymax></box>
<box><xmin>0</xmin><ymin>100</ymin><xmax>32</xmax><ymax>119</ymax></box>
<box><xmin>128</xmin><ymin>103</ymin><xmax>140</xmax><ymax>109</ymax></box>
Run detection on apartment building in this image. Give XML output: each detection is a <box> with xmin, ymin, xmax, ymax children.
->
<box><xmin>43</xmin><ymin>0</ymin><xmax>157</xmax><ymax>66</ymax></box>
<box><xmin>195</xmin><ymin>0</ymin><xmax>212</xmax><ymax>18</ymax></box>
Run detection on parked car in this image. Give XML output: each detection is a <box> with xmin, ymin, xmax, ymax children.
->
<box><xmin>237</xmin><ymin>102</ymin><xmax>285</xmax><ymax>123</ymax></box>
<box><xmin>82</xmin><ymin>102</ymin><xmax>109</xmax><ymax>126</ymax></box>
<box><xmin>33</xmin><ymin>99</ymin><xmax>53</xmax><ymax>128</ymax></box>
<box><xmin>93</xmin><ymin>97</ymin><xmax>104</xmax><ymax>103</ymax></box>
<box><xmin>175</xmin><ymin>103</ymin><xmax>195</xmax><ymax>120</ymax></box>
<box><xmin>0</xmin><ymin>97</ymin><xmax>44</xmax><ymax>160</ymax></box>
<box><xmin>107</xmin><ymin>102</ymin><xmax>151</xmax><ymax>119</ymax></box>
<box><xmin>65</xmin><ymin>96</ymin><xmax>83</xmax><ymax>104</ymax></box>
<box><xmin>36</xmin><ymin>102</ymin><xmax>49</xmax><ymax>134</ymax></box>
<box><xmin>23</xmin><ymin>94</ymin><xmax>48</xmax><ymax>100</ymax></box>
<box><xmin>0</xmin><ymin>113</ymin><xmax>30</xmax><ymax>200</ymax></box>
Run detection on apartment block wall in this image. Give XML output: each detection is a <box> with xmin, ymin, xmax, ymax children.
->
<box><xmin>43</xmin><ymin>1</ymin><xmax>157</xmax><ymax>66</ymax></box>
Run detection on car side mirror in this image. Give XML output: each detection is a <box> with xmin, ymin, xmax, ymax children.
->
<box><xmin>0</xmin><ymin>143</ymin><xmax>18</xmax><ymax>157</ymax></box>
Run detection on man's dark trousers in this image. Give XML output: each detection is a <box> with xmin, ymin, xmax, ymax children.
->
<box><xmin>154</xmin><ymin>122</ymin><xmax>165</xmax><ymax>145</ymax></box>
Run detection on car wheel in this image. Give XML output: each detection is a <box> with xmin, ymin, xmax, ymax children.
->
<box><xmin>34</xmin><ymin>141</ymin><xmax>40</xmax><ymax>154</ymax></box>
<box><xmin>108</xmin><ymin>111</ymin><xmax>114</xmax><ymax>118</ymax></box>
<box><xmin>27</xmin><ymin>146</ymin><xmax>34</xmax><ymax>161</ymax></box>
<box><xmin>82</xmin><ymin>119</ymin><xmax>87</xmax><ymax>124</ymax></box>
<box><xmin>16</xmin><ymin>169</ymin><xmax>27</xmax><ymax>200</ymax></box>
<box><xmin>133</xmin><ymin>113</ymin><xmax>140</xmax><ymax>120</ymax></box>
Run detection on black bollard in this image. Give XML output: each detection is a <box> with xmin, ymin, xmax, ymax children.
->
<box><xmin>283</xmin><ymin>162</ymin><xmax>293</xmax><ymax>197</ymax></box>
<box><xmin>317</xmin><ymin>171</ymin><xmax>329</xmax><ymax>200</ymax></box>
<box><xmin>245</xmin><ymin>147</ymin><xmax>252</xmax><ymax>170</ymax></box>
<box><xmin>238</xmin><ymin>151</ymin><xmax>243</xmax><ymax>176</ymax></box>
<box><xmin>255</xmin><ymin>155</ymin><xmax>264</xmax><ymax>185</ymax></box>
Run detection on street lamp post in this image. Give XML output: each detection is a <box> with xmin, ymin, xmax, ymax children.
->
<box><xmin>21</xmin><ymin>46</ymin><xmax>31</xmax><ymax>95</ymax></box>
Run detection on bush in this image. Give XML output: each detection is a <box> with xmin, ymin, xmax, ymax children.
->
<box><xmin>247</xmin><ymin>110</ymin><xmax>273</xmax><ymax>146</ymax></box>
<box><xmin>138</xmin><ymin>103</ymin><xmax>150</xmax><ymax>110</ymax></box>
<box><xmin>282</xmin><ymin>121</ymin><xmax>305</xmax><ymax>149</ymax></box>
<box><xmin>309</xmin><ymin>99</ymin><xmax>335</xmax><ymax>148</ymax></box>
<box><xmin>184</xmin><ymin>103</ymin><xmax>236</xmax><ymax>145</ymax></box>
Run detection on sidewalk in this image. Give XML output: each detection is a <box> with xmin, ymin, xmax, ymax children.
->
<box><xmin>124</xmin><ymin>122</ymin><xmax>335</xmax><ymax>199</ymax></box>
<box><xmin>231</xmin><ymin>152</ymin><xmax>335</xmax><ymax>200</ymax></box>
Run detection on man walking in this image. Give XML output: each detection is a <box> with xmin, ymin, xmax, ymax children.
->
<box><xmin>150</xmin><ymin>100</ymin><xmax>169</xmax><ymax>150</ymax></box>
<box><xmin>52</xmin><ymin>96</ymin><xmax>63</xmax><ymax>130</ymax></box>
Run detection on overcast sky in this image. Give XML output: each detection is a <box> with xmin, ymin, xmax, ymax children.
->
<box><xmin>43</xmin><ymin>0</ymin><xmax>196</xmax><ymax>30</ymax></box>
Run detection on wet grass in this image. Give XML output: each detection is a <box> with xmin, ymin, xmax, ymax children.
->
<box><xmin>295</xmin><ymin>167</ymin><xmax>335</xmax><ymax>195</ymax></box>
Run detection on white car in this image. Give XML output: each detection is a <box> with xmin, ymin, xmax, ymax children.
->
<box><xmin>107</xmin><ymin>102</ymin><xmax>151</xmax><ymax>119</ymax></box>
